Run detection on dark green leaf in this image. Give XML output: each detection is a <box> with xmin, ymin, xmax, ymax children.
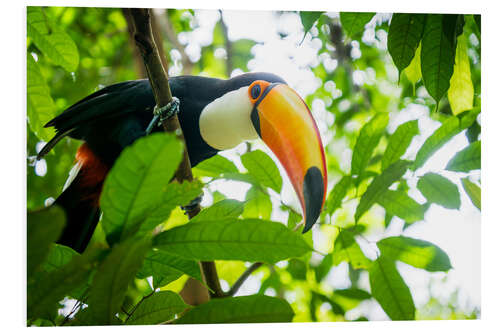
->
<box><xmin>137</xmin><ymin>250</ymin><xmax>203</xmax><ymax>284</ymax></box>
<box><xmin>287</xmin><ymin>259</ymin><xmax>307</xmax><ymax>280</ymax></box>
<box><xmin>27</xmin><ymin>7</ymin><xmax>79</xmax><ymax>72</ymax></box>
<box><xmin>339</xmin><ymin>12</ymin><xmax>376</xmax><ymax>40</ymax></box>
<box><xmin>127</xmin><ymin>291</ymin><xmax>190</xmax><ymax>325</ymax></box>
<box><xmin>355</xmin><ymin>160</ymin><xmax>412</xmax><ymax>222</ymax></box>
<box><xmin>41</xmin><ymin>244</ymin><xmax>79</xmax><ymax>272</ymax></box>
<box><xmin>241</xmin><ymin>150</ymin><xmax>283</xmax><ymax>193</ymax></box>
<box><xmin>421</xmin><ymin>14</ymin><xmax>459</xmax><ymax>106</ymax></box>
<box><xmin>369</xmin><ymin>256</ymin><xmax>415</xmax><ymax>320</ymax></box>
<box><xmin>175</xmin><ymin>295</ymin><xmax>294</xmax><ymax>324</ymax></box>
<box><xmin>242</xmin><ymin>186</ymin><xmax>272</xmax><ymax>220</ymax></box>
<box><xmin>27</xmin><ymin>206</ymin><xmax>65</xmax><ymax>278</ymax></box>
<box><xmin>446</xmin><ymin>140</ymin><xmax>481</xmax><ymax>172</ymax></box>
<box><xmin>351</xmin><ymin>113</ymin><xmax>389</xmax><ymax>178</ymax></box>
<box><xmin>417</xmin><ymin>173</ymin><xmax>461</xmax><ymax>209</ymax></box>
<box><xmin>100</xmin><ymin>133</ymin><xmax>183</xmax><ymax>244</ymax></box>
<box><xmin>377</xmin><ymin>236</ymin><xmax>452</xmax><ymax>271</ymax></box>
<box><xmin>192</xmin><ymin>199</ymin><xmax>245</xmax><ymax>222</ymax></box>
<box><xmin>27</xmin><ymin>54</ymin><xmax>57</xmax><ymax>142</ymax></box>
<box><xmin>461</xmin><ymin>178</ymin><xmax>481</xmax><ymax>210</ymax></box>
<box><xmin>326</xmin><ymin>176</ymin><xmax>351</xmax><ymax>215</ymax></box>
<box><xmin>387</xmin><ymin>14</ymin><xmax>426</xmax><ymax>76</ymax></box>
<box><xmin>193</xmin><ymin>154</ymin><xmax>239</xmax><ymax>177</ymax></box>
<box><xmin>86</xmin><ymin>238</ymin><xmax>151</xmax><ymax>325</ymax></box>
<box><xmin>377</xmin><ymin>190</ymin><xmax>425</xmax><ymax>223</ymax></box>
<box><xmin>154</xmin><ymin>218</ymin><xmax>311</xmax><ymax>263</ymax></box>
<box><xmin>300</xmin><ymin>11</ymin><xmax>323</xmax><ymax>40</ymax></box>
<box><xmin>335</xmin><ymin>288</ymin><xmax>372</xmax><ymax>300</ymax></box>
<box><xmin>381</xmin><ymin>120</ymin><xmax>419</xmax><ymax>171</ymax></box>
<box><xmin>333</xmin><ymin>230</ymin><xmax>371</xmax><ymax>269</ymax></box>
<box><xmin>314</xmin><ymin>253</ymin><xmax>333</xmax><ymax>283</ymax></box>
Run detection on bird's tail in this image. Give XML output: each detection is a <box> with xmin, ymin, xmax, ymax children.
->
<box><xmin>55</xmin><ymin>143</ymin><xmax>109</xmax><ymax>253</ymax></box>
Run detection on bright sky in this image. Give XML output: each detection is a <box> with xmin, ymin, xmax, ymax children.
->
<box><xmin>178</xmin><ymin>9</ymin><xmax>481</xmax><ymax>319</ymax></box>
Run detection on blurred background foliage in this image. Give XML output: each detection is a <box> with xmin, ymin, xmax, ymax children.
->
<box><xmin>27</xmin><ymin>7</ymin><xmax>480</xmax><ymax>324</ymax></box>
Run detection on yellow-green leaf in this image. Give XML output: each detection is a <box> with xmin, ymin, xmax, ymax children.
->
<box><xmin>461</xmin><ymin>178</ymin><xmax>481</xmax><ymax>210</ymax></box>
<box><xmin>448</xmin><ymin>34</ymin><xmax>474</xmax><ymax>115</ymax></box>
<box><xmin>404</xmin><ymin>43</ymin><xmax>422</xmax><ymax>90</ymax></box>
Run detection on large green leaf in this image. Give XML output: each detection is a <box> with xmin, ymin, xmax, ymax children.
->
<box><xmin>175</xmin><ymin>295</ymin><xmax>294</xmax><ymax>324</ymax></box>
<box><xmin>100</xmin><ymin>133</ymin><xmax>183</xmax><ymax>244</ymax></box>
<box><xmin>326</xmin><ymin>176</ymin><xmax>351</xmax><ymax>215</ymax></box>
<box><xmin>339</xmin><ymin>12</ymin><xmax>376</xmax><ymax>40</ymax></box>
<box><xmin>417</xmin><ymin>173</ymin><xmax>461</xmax><ymax>209</ymax></box>
<box><xmin>127</xmin><ymin>291</ymin><xmax>190</xmax><ymax>325</ymax></box>
<box><xmin>27</xmin><ymin>206</ymin><xmax>65</xmax><ymax>278</ymax></box>
<box><xmin>332</xmin><ymin>230</ymin><xmax>371</xmax><ymax>269</ymax></box>
<box><xmin>381</xmin><ymin>120</ymin><xmax>419</xmax><ymax>171</ymax></box>
<box><xmin>193</xmin><ymin>154</ymin><xmax>238</xmax><ymax>177</ymax></box>
<box><xmin>446</xmin><ymin>140</ymin><xmax>481</xmax><ymax>172</ymax></box>
<box><xmin>412</xmin><ymin>109</ymin><xmax>479</xmax><ymax>170</ymax></box>
<box><xmin>369</xmin><ymin>256</ymin><xmax>415</xmax><ymax>320</ymax></box>
<box><xmin>86</xmin><ymin>238</ymin><xmax>151</xmax><ymax>325</ymax></box>
<box><xmin>27</xmin><ymin>250</ymin><xmax>95</xmax><ymax>320</ymax></box>
<box><xmin>27</xmin><ymin>54</ymin><xmax>57</xmax><ymax>142</ymax></box>
<box><xmin>41</xmin><ymin>244</ymin><xmax>79</xmax><ymax>272</ymax></box>
<box><xmin>242</xmin><ymin>186</ymin><xmax>272</xmax><ymax>220</ymax></box>
<box><xmin>448</xmin><ymin>34</ymin><xmax>474</xmax><ymax>115</ymax></box>
<box><xmin>387</xmin><ymin>14</ymin><xmax>426</xmax><ymax>76</ymax></box>
<box><xmin>421</xmin><ymin>14</ymin><xmax>459</xmax><ymax>106</ymax></box>
<box><xmin>241</xmin><ymin>150</ymin><xmax>283</xmax><ymax>193</ymax></box>
<box><xmin>461</xmin><ymin>178</ymin><xmax>481</xmax><ymax>210</ymax></box>
<box><xmin>154</xmin><ymin>218</ymin><xmax>311</xmax><ymax>263</ymax></box>
<box><xmin>351</xmin><ymin>113</ymin><xmax>389</xmax><ymax>178</ymax></box>
<box><xmin>192</xmin><ymin>199</ymin><xmax>245</xmax><ymax>222</ymax></box>
<box><xmin>300</xmin><ymin>11</ymin><xmax>324</xmax><ymax>41</ymax></box>
<box><xmin>377</xmin><ymin>236</ymin><xmax>452</xmax><ymax>272</ymax></box>
<box><xmin>376</xmin><ymin>190</ymin><xmax>425</xmax><ymax>223</ymax></box>
<box><xmin>27</xmin><ymin>7</ymin><xmax>79</xmax><ymax>72</ymax></box>
<box><xmin>137</xmin><ymin>249</ymin><xmax>203</xmax><ymax>284</ymax></box>
<box><xmin>355</xmin><ymin>160</ymin><xmax>412</xmax><ymax>222</ymax></box>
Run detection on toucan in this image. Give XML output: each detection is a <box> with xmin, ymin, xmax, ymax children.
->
<box><xmin>37</xmin><ymin>72</ymin><xmax>327</xmax><ymax>253</ymax></box>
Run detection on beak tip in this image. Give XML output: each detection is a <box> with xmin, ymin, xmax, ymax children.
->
<box><xmin>301</xmin><ymin>166</ymin><xmax>325</xmax><ymax>234</ymax></box>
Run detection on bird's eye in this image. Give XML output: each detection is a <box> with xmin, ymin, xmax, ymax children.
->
<box><xmin>251</xmin><ymin>84</ymin><xmax>261</xmax><ymax>99</ymax></box>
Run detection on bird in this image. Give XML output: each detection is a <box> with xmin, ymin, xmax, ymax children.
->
<box><xmin>38</xmin><ymin>72</ymin><xmax>327</xmax><ymax>253</ymax></box>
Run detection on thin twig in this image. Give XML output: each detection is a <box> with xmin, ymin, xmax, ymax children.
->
<box><xmin>125</xmin><ymin>290</ymin><xmax>155</xmax><ymax>323</ymax></box>
<box><xmin>223</xmin><ymin>263</ymin><xmax>263</xmax><ymax>297</ymax></box>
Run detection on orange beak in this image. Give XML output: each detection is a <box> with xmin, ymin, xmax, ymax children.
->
<box><xmin>249</xmin><ymin>81</ymin><xmax>327</xmax><ymax>232</ymax></box>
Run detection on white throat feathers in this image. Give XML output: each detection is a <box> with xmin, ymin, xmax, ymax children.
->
<box><xmin>199</xmin><ymin>86</ymin><xmax>259</xmax><ymax>150</ymax></box>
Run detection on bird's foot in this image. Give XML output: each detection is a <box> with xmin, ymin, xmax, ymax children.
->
<box><xmin>181</xmin><ymin>194</ymin><xmax>203</xmax><ymax>214</ymax></box>
<box><xmin>145</xmin><ymin>97</ymin><xmax>180</xmax><ymax>134</ymax></box>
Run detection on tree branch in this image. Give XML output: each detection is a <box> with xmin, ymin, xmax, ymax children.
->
<box><xmin>124</xmin><ymin>8</ymin><xmax>224</xmax><ymax>302</ymax></box>
<box><xmin>223</xmin><ymin>263</ymin><xmax>263</xmax><ymax>297</ymax></box>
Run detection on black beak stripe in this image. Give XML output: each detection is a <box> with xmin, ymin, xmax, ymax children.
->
<box><xmin>250</xmin><ymin>83</ymin><xmax>281</xmax><ymax>137</ymax></box>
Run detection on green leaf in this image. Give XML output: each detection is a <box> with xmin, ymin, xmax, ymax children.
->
<box><xmin>381</xmin><ymin>120</ymin><xmax>419</xmax><ymax>171</ymax></box>
<box><xmin>287</xmin><ymin>259</ymin><xmax>307</xmax><ymax>280</ymax></box>
<box><xmin>241</xmin><ymin>150</ymin><xmax>283</xmax><ymax>193</ymax></box>
<box><xmin>417</xmin><ymin>173</ymin><xmax>461</xmax><ymax>209</ymax></box>
<box><xmin>137</xmin><ymin>250</ymin><xmax>203</xmax><ymax>284</ymax></box>
<box><xmin>314</xmin><ymin>253</ymin><xmax>333</xmax><ymax>283</ymax></box>
<box><xmin>413</xmin><ymin>116</ymin><xmax>461</xmax><ymax>170</ymax></box>
<box><xmin>333</xmin><ymin>230</ymin><xmax>371</xmax><ymax>269</ymax></box>
<box><xmin>461</xmin><ymin>178</ymin><xmax>481</xmax><ymax>210</ymax></box>
<box><xmin>421</xmin><ymin>14</ymin><xmax>459</xmax><ymax>106</ymax></box>
<box><xmin>242</xmin><ymin>186</ymin><xmax>272</xmax><ymax>220</ymax></box>
<box><xmin>369</xmin><ymin>256</ymin><xmax>415</xmax><ymax>320</ymax></box>
<box><xmin>387</xmin><ymin>14</ymin><xmax>426</xmax><ymax>76</ymax></box>
<box><xmin>377</xmin><ymin>236</ymin><xmax>452</xmax><ymax>272</ymax></box>
<box><xmin>27</xmin><ymin>206</ymin><xmax>65</xmax><ymax>278</ymax></box>
<box><xmin>175</xmin><ymin>295</ymin><xmax>294</xmax><ymax>324</ymax></box>
<box><xmin>192</xmin><ymin>199</ymin><xmax>245</xmax><ymax>222</ymax></box>
<box><xmin>27</xmin><ymin>250</ymin><xmax>95</xmax><ymax>320</ymax></box>
<box><xmin>351</xmin><ymin>113</ymin><xmax>389</xmax><ymax>178</ymax></box>
<box><xmin>41</xmin><ymin>244</ymin><xmax>79</xmax><ymax>272</ymax></box>
<box><xmin>300</xmin><ymin>11</ymin><xmax>323</xmax><ymax>41</ymax></box>
<box><xmin>27</xmin><ymin>7</ymin><xmax>79</xmax><ymax>72</ymax></box>
<box><xmin>326</xmin><ymin>176</ymin><xmax>352</xmax><ymax>215</ymax></box>
<box><xmin>154</xmin><ymin>218</ymin><xmax>311</xmax><ymax>263</ymax></box>
<box><xmin>27</xmin><ymin>54</ymin><xmax>57</xmax><ymax>142</ymax></box>
<box><xmin>339</xmin><ymin>12</ymin><xmax>376</xmax><ymax>40</ymax></box>
<box><xmin>100</xmin><ymin>133</ymin><xmax>183</xmax><ymax>244</ymax></box>
<box><xmin>335</xmin><ymin>288</ymin><xmax>371</xmax><ymax>300</ymax></box>
<box><xmin>376</xmin><ymin>190</ymin><xmax>425</xmax><ymax>223</ymax></box>
<box><xmin>193</xmin><ymin>154</ymin><xmax>238</xmax><ymax>177</ymax></box>
<box><xmin>127</xmin><ymin>291</ymin><xmax>190</xmax><ymax>325</ymax></box>
<box><xmin>355</xmin><ymin>160</ymin><xmax>412</xmax><ymax>222</ymax></box>
<box><xmin>86</xmin><ymin>238</ymin><xmax>151</xmax><ymax>325</ymax></box>
<box><xmin>404</xmin><ymin>43</ymin><xmax>422</xmax><ymax>89</ymax></box>
<box><xmin>448</xmin><ymin>34</ymin><xmax>474</xmax><ymax>115</ymax></box>
<box><xmin>446</xmin><ymin>140</ymin><xmax>481</xmax><ymax>172</ymax></box>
